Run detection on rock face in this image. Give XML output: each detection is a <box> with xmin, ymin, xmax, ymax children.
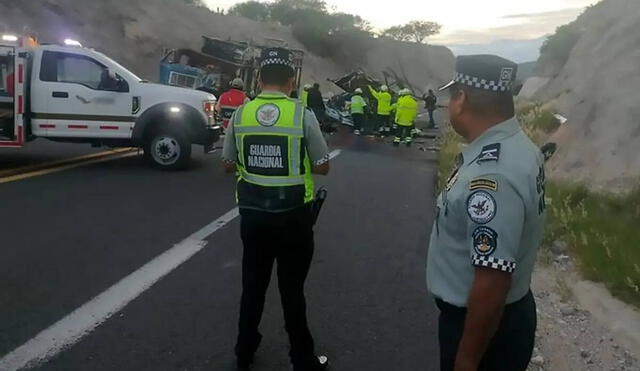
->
<box><xmin>0</xmin><ymin>0</ymin><xmax>454</xmax><ymax>94</ymax></box>
<box><xmin>533</xmin><ymin>0</ymin><xmax>640</xmax><ymax>190</ymax></box>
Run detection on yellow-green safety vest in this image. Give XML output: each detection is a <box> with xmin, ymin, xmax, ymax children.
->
<box><xmin>393</xmin><ymin>95</ymin><xmax>418</xmax><ymax>126</ymax></box>
<box><xmin>301</xmin><ymin>89</ymin><xmax>309</xmax><ymax>107</ymax></box>
<box><xmin>350</xmin><ymin>94</ymin><xmax>366</xmax><ymax>114</ymax></box>
<box><xmin>368</xmin><ymin>86</ymin><xmax>392</xmax><ymax>115</ymax></box>
<box><xmin>233</xmin><ymin>93</ymin><xmax>315</xmax><ymax>211</ymax></box>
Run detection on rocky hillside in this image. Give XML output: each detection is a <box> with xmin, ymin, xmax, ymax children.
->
<box><xmin>0</xmin><ymin>0</ymin><xmax>454</xmax><ymax>94</ymax></box>
<box><xmin>532</xmin><ymin>0</ymin><xmax>640</xmax><ymax>190</ymax></box>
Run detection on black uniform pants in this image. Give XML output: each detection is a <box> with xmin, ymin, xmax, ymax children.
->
<box><xmin>436</xmin><ymin>290</ymin><xmax>536</xmax><ymax>371</ymax></box>
<box><xmin>236</xmin><ymin>206</ymin><xmax>317</xmax><ymax>368</ymax></box>
<box><xmin>395</xmin><ymin>125</ymin><xmax>412</xmax><ymax>142</ymax></box>
<box><xmin>352</xmin><ymin>113</ymin><xmax>365</xmax><ymax>132</ymax></box>
<box><xmin>376</xmin><ymin>113</ymin><xmax>390</xmax><ymax>132</ymax></box>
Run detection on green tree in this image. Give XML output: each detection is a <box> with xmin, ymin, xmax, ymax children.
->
<box><xmin>269</xmin><ymin>0</ymin><xmax>327</xmax><ymax>25</ymax></box>
<box><xmin>381</xmin><ymin>25</ymin><xmax>412</xmax><ymax>42</ymax></box>
<box><xmin>228</xmin><ymin>1</ymin><xmax>271</xmax><ymax>21</ymax></box>
<box><xmin>405</xmin><ymin>21</ymin><xmax>442</xmax><ymax>43</ymax></box>
<box><xmin>382</xmin><ymin>20</ymin><xmax>442</xmax><ymax>43</ymax></box>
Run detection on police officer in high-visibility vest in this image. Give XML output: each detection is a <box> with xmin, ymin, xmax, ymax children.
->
<box><xmin>426</xmin><ymin>55</ymin><xmax>545</xmax><ymax>371</ymax></box>
<box><xmin>222</xmin><ymin>47</ymin><xmax>330</xmax><ymax>371</ymax></box>
<box><xmin>368</xmin><ymin>84</ymin><xmax>392</xmax><ymax>135</ymax></box>
<box><xmin>392</xmin><ymin>89</ymin><xmax>418</xmax><ymax>146</ymax></box>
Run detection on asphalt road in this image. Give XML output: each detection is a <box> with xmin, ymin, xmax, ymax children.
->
<box><xmin>0</xmin><ymin>127</ymin><xmax>441</xmax><ymax>371</ymax></box>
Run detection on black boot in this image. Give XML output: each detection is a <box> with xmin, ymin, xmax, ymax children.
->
<box><xmin>235</xmin><ymin>333</ymin><xmax>262</xmax><ymax>370</ymax></box>
<box><xmin>293</xmin><ymin>355</ymin><xmax>329</xmax><ymax>371</ymax></box>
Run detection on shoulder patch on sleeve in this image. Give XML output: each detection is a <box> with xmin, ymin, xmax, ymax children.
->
<box><xmin>469</xmin><ymin>178</ymin><xmax>498</xmax><ymax>191</ymax></box>
<box><xmin>476</xmin><ymin>143</ymin><xmax>501</xmax><ymax>164</ymax></box>
<box><xmin>472</xmin><ymin>226</ymin><xmax>498</xmax><ymax>256</ymax></box>
<box><xmin>467</xmin><ymin>191</ymin><xmax>497</xmax><ymax>224</ymax></box>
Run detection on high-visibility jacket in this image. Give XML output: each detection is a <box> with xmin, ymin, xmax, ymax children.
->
<box><xmin>232</xmin><ymin>93</ymin><xmax>314</xmax><ymax>212</ymax></box>
<box><xmin>368</xmin><ymin>86</ymin><xmax>392</xmax><ymax>115</ymax></box>
<box><xmin>393</xmin><ymin>95</ymin><xmax>418</xmax><ymax>126</ymax></box>
<box><xmin>350</xmin><ymin>94</ymin><xmax>366</xmax><ymax>115</ymax></box>
<box><xmin>301</xmin><ymin>89</ymin><xmax>309</xmax><ymax>107</ymax></box>
<box><xmin>217</xmin><ymin>89</ymin><xmax>248</xmax><ymax>128</ymax></box>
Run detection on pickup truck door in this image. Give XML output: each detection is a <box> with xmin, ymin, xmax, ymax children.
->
<box><xmin>37</xmin><ymin>50</ymin><xmax>135</xmax><ymax>139</ymax></box>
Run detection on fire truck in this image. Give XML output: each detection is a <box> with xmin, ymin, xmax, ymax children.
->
<box><xmin>0</xmin><ymin>34</ymin><xmax>221</xmax><ymax>170</ymax></box>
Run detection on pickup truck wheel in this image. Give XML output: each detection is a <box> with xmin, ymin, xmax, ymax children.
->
<box><xmin>145</xmin><ymin>128</ymin><xmax>191</xmax><ymax>170</ymax></box>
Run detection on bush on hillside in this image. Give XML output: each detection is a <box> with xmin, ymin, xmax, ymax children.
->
<box><xmin>228</xmin><ymin>1</ymin><xmax>270</xmax><ymax>21</ymax></box>
<box><xmin>540</xmin><ymin>24</ymin><xmax>582</xmax><ymax>68</ymax></box>
<box><xmin>181</xmin><ymin>0</ymin><xmax>206</xmax><ymax>7</ymax></box>
<box><xmin>228</xmin><ymin>0</ymin><xmax>375</xmax><ymax>63</ymax></box>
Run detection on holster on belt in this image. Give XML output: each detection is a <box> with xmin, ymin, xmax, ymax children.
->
<box><xmin>310</xmin><ymin>188</ymin><xmax>328</xmax><ymax>226</ymax></box>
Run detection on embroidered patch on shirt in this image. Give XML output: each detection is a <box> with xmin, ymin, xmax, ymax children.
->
<box><xmin>472</xmin><ymin>255</ymin><xmax>515</xmax><ymax>273</ymax></box>
<box><xmin>469</xmin><ymin>178</ymin><xmax>498</xmax><ymax>191</ymax></box>
<box><xmin>472</xmin><ymin>226</ymin><xmax>498</xmax><ymax>256</ymax></box>
<box><xmin>467</xmin><ymin>191</ymin><xmax>497</xmax><ymax>224</ymax></box>
<box><xmin>476</xmin><ymin>143</ymin><xmax>501</xmax><ymax>163</ymax></box>
<box><xmin>256</xmin><ymin>103</ymin><xmax>281</xmax><ymax>127</ymax></box>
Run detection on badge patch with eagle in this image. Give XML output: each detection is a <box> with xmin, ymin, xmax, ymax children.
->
<box><xmin>467</xmin><ymin>191</ymin><xmax>496</xmax><ymax>224</ymax></box>
<box><xmin>256</xmin><ymin>104</ymin><xmax>281</xmax><ymax>127</ymax></box>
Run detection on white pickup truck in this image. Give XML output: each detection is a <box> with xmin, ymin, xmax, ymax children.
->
<box><xmin>0</xmin><ymin>35</ymin><xmax>220</xmax><ymax>170</ymax></box>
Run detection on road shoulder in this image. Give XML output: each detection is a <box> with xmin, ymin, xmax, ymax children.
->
<box><xmin>528</xmin><ymin>261</ymin><xmax>640</xmax><ymax>371</ymax></box>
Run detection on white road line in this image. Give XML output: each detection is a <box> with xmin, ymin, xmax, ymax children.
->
<box><xmin>329</xmin><ymin>149</ymin><xmax>341</xmax><ymax>160</ymax></box>
<box><xmin>0</xmin><ymin>148</ymin><xmax>342</xmax><ymax>371</ymax></box>
<box><xmin>0</xmin><ymin>209</ymin><xmax>239</xmax><ymax>371</ymax></box>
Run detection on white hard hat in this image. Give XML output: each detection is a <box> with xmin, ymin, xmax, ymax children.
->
<box><xmin>304</xmin><ymin>84</ymin><xmax>312</xmax><ymax>90</ymax></box>
<box><xmin>231</xmin><ymin>78</ymin><xmax>244</xmax><ymax>89</ymax></box>
<box><xmin>381</xmin><ymin>85</ymin><xmax>389</xmax><ymax>92</ymax></box>
<box><xmin>354</xmin><ymin>88</ymin><xmax>363</xmax><ymax>94</ymax></box>
<box><xmin>400</xmin><ymin>88</ymin><xmax>411</xmax><ymax>96</ymax></box>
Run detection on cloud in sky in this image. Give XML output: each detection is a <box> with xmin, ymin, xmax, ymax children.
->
<box><xmin>432</xmin><ymin>7</ymin><xmax>585</xmax><ymax>45</ymax></box>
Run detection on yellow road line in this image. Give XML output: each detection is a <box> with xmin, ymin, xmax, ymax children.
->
<box><xmin>0</xmin><ymin>151</ymin><xmax>141</xmax><ymax>184</ymax></box>
<box><xmin>0</xmin><ymin>148</ymin><xmax>135</xmax><ymax>178</ymax></box>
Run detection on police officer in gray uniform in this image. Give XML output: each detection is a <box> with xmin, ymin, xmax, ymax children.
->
<box><xmin>426</xmin><ymin>55</ymin><xmax>546</xmax><ymax>371</ymax></box>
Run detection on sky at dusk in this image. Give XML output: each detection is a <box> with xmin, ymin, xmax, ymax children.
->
<box><xmin>204</xmin><ymin>0</ymin><xmax>600</xmax><ymax>44</ymax></box>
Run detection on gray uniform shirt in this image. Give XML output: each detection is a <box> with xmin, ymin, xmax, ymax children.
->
<box><xmin>426</xmin><ymin>117</ymin><xmax>546</xmax><ymax>307</ymax></box>
<box><xmin>222</xmin><ymin>91</ymin><xmax>329</xmax><ymax>165</ymax></box>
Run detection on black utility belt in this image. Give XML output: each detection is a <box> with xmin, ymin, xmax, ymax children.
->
<box><xmin>435</xmin><ymin>289</ymin><xmax>533</xmax><ymax>315</ymax></box>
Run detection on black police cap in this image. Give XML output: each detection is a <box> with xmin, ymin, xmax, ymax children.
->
<box><xmin>440</xmin><ymin>55</ymin><xmax>518</xmax><ymax>92</ymax></box>
<box><xmin>260</xmin><ymin>47</ymin><xmax>295</xmax><ymax>70</ymax></box>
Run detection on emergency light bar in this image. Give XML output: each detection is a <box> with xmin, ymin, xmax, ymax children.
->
<box><xmin>64</xmin><ymin>38</ymin><xmax>82</xmax><ymax>47</ymax></box>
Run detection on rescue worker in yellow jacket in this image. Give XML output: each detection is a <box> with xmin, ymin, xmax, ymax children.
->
<box><xmin>392</xmin><ymin>89</ymin><xmax>418</xmax><ymax>147</ymax></box>
<box><xmin>347</xmin><ymin>88</ymin><xmax>367</xmax><ymax>135</ymax></box>
<box><xmin>368</xmin><ymin>84</ymin><xmax>393</xmax><ymax>136</ymax></box>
